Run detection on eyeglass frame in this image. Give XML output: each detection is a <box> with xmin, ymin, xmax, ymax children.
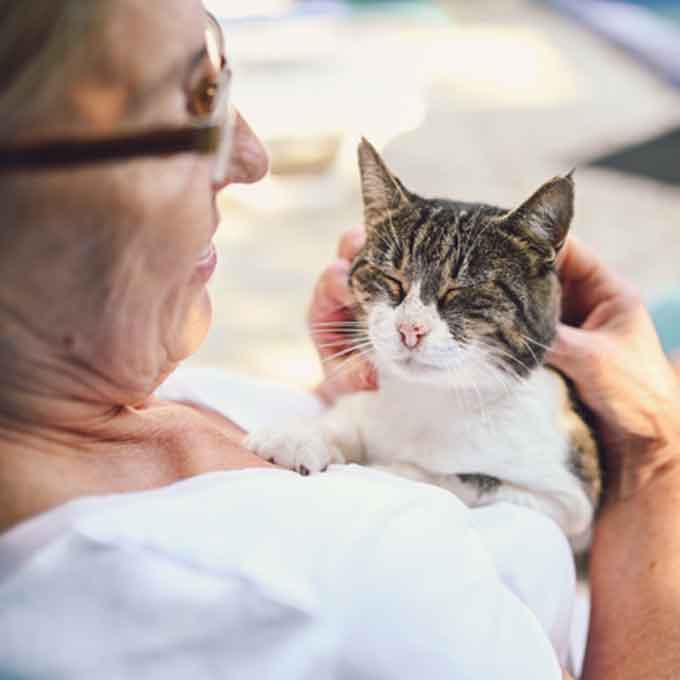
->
<box><xmin>0</xmin><ymin>12</ymin><xmax>234</xmax><ymax>184</ymax></box>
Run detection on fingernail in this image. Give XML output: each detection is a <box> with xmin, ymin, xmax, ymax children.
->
<box><xmin>330</xmin><ymin>259</ymin><xmax>351</xmax><ymax>273</ymax></box>
<box><xmin>350</xmin><ymin>232</ymin><xmax>366</xmax><ymax>250</ymax></box>
<box><xmin>360</xmin><ymin>365</ymin><xmax>378</xmax><ymax>390</ymax></box>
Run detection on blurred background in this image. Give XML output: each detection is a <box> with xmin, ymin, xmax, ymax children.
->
<box><xmin>189</xmin><ymin>0</ymin><xmax>680</xmax><ymax>388</ymax></box>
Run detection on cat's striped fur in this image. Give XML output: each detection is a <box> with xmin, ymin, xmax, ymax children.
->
<box><xmin>349</xmin><ymin>139</ymin><xmax>601</xmax><ymax>520</ymax></box>
<box><xmin>246</xmin><ymin>139</ymin><xmax>601</xmax><ymax>543</ymax></box>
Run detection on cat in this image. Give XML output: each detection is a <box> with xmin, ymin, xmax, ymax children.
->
<box><xmin>245</xmin><ymin>138</ymin><xmax>601</xmax><ymax>542</ymax></box>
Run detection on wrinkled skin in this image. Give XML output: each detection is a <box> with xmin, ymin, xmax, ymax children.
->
<box><xmin>0</xmin><ymin>0</ymin><xmax>274</xmax><ymax>528</ymax></box>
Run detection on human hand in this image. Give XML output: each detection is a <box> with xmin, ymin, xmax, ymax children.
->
<box><xmin>547</xmin><ymin>238</ymin><xmax>680</xmax><ymax>500</ymax></box>
<box><xmin>310</xmin><ymin>226</ymin><xmax>377</xmax><ymax>405</ymax></box>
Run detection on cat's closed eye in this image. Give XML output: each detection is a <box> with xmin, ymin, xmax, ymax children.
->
<box><xmin>379</xmin><ymin>273</ymin><xmax>406</xmax><ymax>304</ymax></box>
<box><xmin>440</xmin><ymin>287</ymin><xmax>460</xmax><ymax>305</ymax></box>
<box><xmin>439</xmin><ymin>285</ymin><xmax>474</xmax><ymax>307</ymax></box>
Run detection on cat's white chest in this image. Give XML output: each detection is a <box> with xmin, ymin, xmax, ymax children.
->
<box><xmin>354</xmin><ymin>369</ymin><xmax>568</xmax><ymax>476</ymax></box>
<box><xmin>247</xmin><ymin>367</ymin><xmax>593</xmax><ymax>535</ymax></box>
<box><xmin>352</xmin><ymin>386</ymin><xmax>473</xmax><ymax>469</ymax></box>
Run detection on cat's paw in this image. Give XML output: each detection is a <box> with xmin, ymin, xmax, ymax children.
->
<box><xmin>244</xmin><ymin>424</ymin><xmax>345</xmax><ymax>476</ymax></box>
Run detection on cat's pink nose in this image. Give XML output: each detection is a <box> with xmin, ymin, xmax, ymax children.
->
<box><xmin>399</xmin><ymin>322</ymin><xmax>430</xmax><ymax>349</ymax></box>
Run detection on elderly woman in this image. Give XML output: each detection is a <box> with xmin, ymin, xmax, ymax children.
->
<box><xmin>1</xmin><ymin>2</ymin><xmax>680</xmax><ymax>679</ymax></box>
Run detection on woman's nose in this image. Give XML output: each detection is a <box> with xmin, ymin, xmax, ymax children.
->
<box><xmin>214</xmin><ymin>109</ymin><xmax>270</xmax><ymax>190</ymax></box>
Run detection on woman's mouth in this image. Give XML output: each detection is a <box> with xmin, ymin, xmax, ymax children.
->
<box><xmin>194</xmin><ymin>242</ymin><xmax>218</xmax><ymax>281</ymax></box>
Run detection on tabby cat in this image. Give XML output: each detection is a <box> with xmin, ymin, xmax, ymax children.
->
<box><xmin>246</xmin><ymin>139</ymin><xmax>601</xmax><ymax>541</ymax></box>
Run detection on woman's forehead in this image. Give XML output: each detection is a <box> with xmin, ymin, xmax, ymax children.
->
<box><xmin>103</xmin><ymin>0</ymin><xmax>206</xmax><ymax>101</ymax></box>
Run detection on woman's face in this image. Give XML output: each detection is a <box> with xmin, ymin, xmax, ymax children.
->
<box><xmin>9</xmin><ymin>0</ymin><xmax>268</xmax><ymax>403</ymax></box>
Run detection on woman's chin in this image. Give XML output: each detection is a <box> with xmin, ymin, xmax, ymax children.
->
<box><xmin>175</xmin><ymin>289</ymin><xmax>213</xmax><ymax>362</ymax></box>
<box><xmin>192</xmin><ymin>242</ymin><xmax>218</xmax><ymax>284</ymax></box>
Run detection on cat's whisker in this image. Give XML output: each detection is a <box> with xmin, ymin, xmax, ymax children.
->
<box><xmin>492</xmin><ymin>359</ymin><xmax>523</xmax><ymax>385</ymax></box>
<box><xmin>443</xmin><ymin>350</ymin><xmax>511</xmax><ymax>432</ymax></box>
<box><xmin>316</xmin><ymin>334</ymin><xmax>371</xmax><ymax>348</ymax></box>
<box><xmin>323</xmin><ymin>340</ymin><xmax>373</xmax><ymax>357</ymax></box>
<box><xmin>310</xmin><ymin>335</ymin><xmax>369</xmax><ymax>347</ymax></box>
<box><xmin>468</xmin><ymin>352</ymin><xmax>516</xmax><ymax>398</ymax></box>
<box><xmin>321</xmin><ymin>341</ymin><xmax>374</xmax><ymax>364</ymax></box>
<box><xmin>309</xmin><ymin>327</ymin><xmax>366</xmax><ymax>336</ymax></box>
<box><xmin>317</xmin><ymin>339</ymin><xmax>369</xmax><ymax>350</ymax></box>
<box><xmin>473</xmin><ymin>346</ymin><xmax>524</xmax><ymax>386</ymax></box>
<box><xmin>518</xmin><ymin>337</ymin><xmax>541</xmax><ymax>367</ymax></box>
<box><xmin>325</xmin><ymin>348</ymin><xmax>375</xmax><ymax>383</ymax></box>
<box><xmin>521</xmin><ymin>335</ymin><xmax>569</xmax><ymax>357</ymax></box>
<box><xmin>314</xmin><ymin>328</ymin><xmax>368</xmax><ymax>336</ymax></box>
<box><xmin>311</xmin><ymin>321</ymin><xmax>364</xmax><ymax>329</ymax></box>
<box><xmin>484</xmin><ymin>344</ymin><xmax>532</xmax><ymax>379</ymax></box>
<box><xmin>310</xmin><ymin>329</ymin><xmax>368</xmax><ymax>339</ymax></box>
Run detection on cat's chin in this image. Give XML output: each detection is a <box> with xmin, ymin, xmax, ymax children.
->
<box><xmin>387</xmin><ymin>357</ymin><xmax>447</xmax><ymax>385</ymax></box>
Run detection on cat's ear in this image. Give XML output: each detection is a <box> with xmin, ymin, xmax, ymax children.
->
<box><xmin>506</xmin><ymin>172</ymin><xmax>574</xmax><ymax>255</ymax></box>
<box><xmin>358</xmin><ymin>138</ymin><xmax>411</xmax><ymax>227</ymax></box>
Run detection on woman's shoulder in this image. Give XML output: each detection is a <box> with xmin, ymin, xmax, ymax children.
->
<box><xmin>156</xmin><ymin>366</ymin><xmax>325</xmax><ymax>432</ymax></box>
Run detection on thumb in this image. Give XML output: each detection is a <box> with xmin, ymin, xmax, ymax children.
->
<box><xmin>547</xmin><ymin>323</ymin><xmax>594</xmax><ymax>381</ymax></box>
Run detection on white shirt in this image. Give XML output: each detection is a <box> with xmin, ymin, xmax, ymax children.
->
<box><xmin>0</xmin><ymin>369</ymin><xmax>575</xmax><ymax>679</ymax></box>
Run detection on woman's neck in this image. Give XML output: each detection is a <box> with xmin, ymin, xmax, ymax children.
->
<box><xmin>0</xmin><ymin>396</ymin><xmax>272</xmax><ymax>533</ymax></box>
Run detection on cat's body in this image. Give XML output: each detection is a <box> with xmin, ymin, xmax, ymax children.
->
<box><xmin>246</xmin><ymin>139</ymin><xmax>601</xmax><ymax>541</ymax></box>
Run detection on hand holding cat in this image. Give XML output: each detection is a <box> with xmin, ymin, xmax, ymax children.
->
<box><xmin>548</xmin><ymin>237</ymin><xmax>680</xmax><ymax>500</ymax></box>
<box><xmin>311</xmin><ymin>226</ymin><xmax>377</xmax><ymax>405</ymax></box>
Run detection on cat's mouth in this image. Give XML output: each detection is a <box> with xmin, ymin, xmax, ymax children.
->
<box><xmin>392</xmin><ymin>356</ymin><xmax>442</xmax><ymax>377</ymax></box>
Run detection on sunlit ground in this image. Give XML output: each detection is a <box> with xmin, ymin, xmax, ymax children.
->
<box><xmin>189</xmin><ymin>0</ymin><xmax>680</xmax><ymax>388</ymax></box>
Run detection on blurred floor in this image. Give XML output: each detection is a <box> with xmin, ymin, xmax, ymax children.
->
<box><xmin>188</xmin><ymin>0</ymin><xmax>680</xmax><ymax>388</ymax></box>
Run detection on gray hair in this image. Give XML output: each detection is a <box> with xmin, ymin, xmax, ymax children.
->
<box><xmin>0</xmin><ymin>1</ymin><xmax>111</xmax><ymax>137</ymax></box>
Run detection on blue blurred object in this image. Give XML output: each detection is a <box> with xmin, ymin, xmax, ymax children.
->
<box><xmin>547</xmin><ymin>0</ymin><xmax>680</xmax><ymax>87</ymax></box>
<box><xmin>650</xmin><ymin>291</ymin><xmax>680</xmax><ymax>355</ymax></box>
<box><xmin>342</xmin><ymin>0</ymin><xmax>446</xmax><ymax>19</ymax></box>
<box><xmin>622</xmin><ymin>0</ymin><xmax>680</xmax><ymax>25</ymax></box>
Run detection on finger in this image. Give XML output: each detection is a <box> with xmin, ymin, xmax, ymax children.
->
<box><xmin>316</xmin><ymin>358</ymin><xmax>378</xmax><ymax>404</ymax></box>
<box><xmin>558</xmin><ymin>237</ymin><xmax>634</xmax><ymax>325</ymax></box>
<box><xmin>308</xmin><ymin>260</ymin><xmax>353</xmax><ymax>325</ymax></box>
<box><xmin>359</xmin><ymin>361</ymin><xmax>378</xmax><ymax>390</ymax></box>
<box><xmin>337</xmin><ymin>225</ymin><xmax>367</xmax><ymax>261</ymax></box>
<box><xmin>546</xmin><ymin>323</ymin><xmax>596</xmax><ymax>379</ymax></box>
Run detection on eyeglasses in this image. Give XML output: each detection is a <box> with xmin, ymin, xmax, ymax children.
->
<box><xmin>0</xmin><ymin>12</ymin><xmax>234</xmax><ymax>184</ymax></box>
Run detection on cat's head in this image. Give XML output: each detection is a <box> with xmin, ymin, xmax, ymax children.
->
<box><xmin>349</xmin><ymin>138</ymin><xmax>573</xmax><ymax>391</ymax></box>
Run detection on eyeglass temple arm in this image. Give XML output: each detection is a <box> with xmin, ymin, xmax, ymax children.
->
<box><xmin>0</xmin><ymin>125</ymin><xmax>221</xmax><ymax>171</ymax></box>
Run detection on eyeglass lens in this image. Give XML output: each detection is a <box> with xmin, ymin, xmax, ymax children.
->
<box><xmin>205</xmin><ymin>14</ymin><xmax>234</xmax><ymax>184</ymax></box>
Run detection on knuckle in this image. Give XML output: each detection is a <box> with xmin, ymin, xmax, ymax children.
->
<box><xmin>621</xmin><ymin>289</ymin><xmax>643</xmax><ymax>309</ymax></box>
<box><xmin>581</xmin><ymin>341</ymin><xmax>609</xmax><ymax>378</ymax></box>
<box><xmin>338</xmin><ymin>226</ymin><xmax>366</xmax><ymax>258</ymax></box>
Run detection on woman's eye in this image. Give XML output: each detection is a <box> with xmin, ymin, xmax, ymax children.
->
<box><xmin>189</xmin><ymin>76</ymin><xmax>219</xmax><ymax>118</ymax></box>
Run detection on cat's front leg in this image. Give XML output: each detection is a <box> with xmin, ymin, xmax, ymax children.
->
<box><xmin>244</xmin><ymin>395</ymin><xmax>366</xmax><ymax>475</ymax></box>
<box><xmin>244</xmin><ymin>421</ymin><xmax>345</xmax><ymax>475</ymax></box>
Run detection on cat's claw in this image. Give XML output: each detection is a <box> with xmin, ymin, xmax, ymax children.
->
<box><xmin>244</xmin><ymin>424</ymin><xmax>344</xmax><ymax>476</ymax></box>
